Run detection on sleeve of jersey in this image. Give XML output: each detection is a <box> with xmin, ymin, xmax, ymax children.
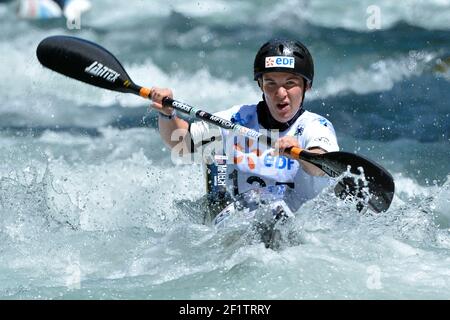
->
<box><xmin>188</xmin><ymin>106</ymin><xmax>240</xmax><ymax>152</ymax></box>
<box><xmin>303</xmin><ymin>119</ymin><xmax>339</xmax><ymax>152</ymax></box>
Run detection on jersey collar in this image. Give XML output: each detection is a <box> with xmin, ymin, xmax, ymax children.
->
<box><xmin>257</xmin><ymin>100</ymin><xmax>305</xmax><ymax>131</ymax></box>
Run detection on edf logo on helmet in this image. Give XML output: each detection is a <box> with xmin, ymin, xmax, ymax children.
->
<box><xmin>265</xmin><ymin>56</ymin><xmax>295</xmax><ymax>69</ymax></box>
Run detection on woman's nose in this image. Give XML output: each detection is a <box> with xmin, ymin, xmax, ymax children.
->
<box><xmin>276</xmin><ymin>86</ymin><xmax>288</xmax><ymax>98</ymax></box>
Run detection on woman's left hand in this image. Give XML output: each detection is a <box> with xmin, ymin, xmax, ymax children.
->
<box><xmin>273</xmin><ymin>136</ymin><xmax>300</xmax><ymax>157</ymax></box>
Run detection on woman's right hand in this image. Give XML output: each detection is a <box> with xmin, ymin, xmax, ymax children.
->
<box><xmin>150</xmin><ymin>87</ymin><xmax>174</xmax><ymax>116</ymax></box>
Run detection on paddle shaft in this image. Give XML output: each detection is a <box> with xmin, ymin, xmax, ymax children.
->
<box><xmin>137</xmin><ymin>87</ymin><xmax>308</xmax><ymax>160</ymax></box>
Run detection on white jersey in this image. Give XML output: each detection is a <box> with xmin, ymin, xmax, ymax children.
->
<box><xmin>189</xmin><ymin>103</ymin><xmax>339</xmax><ymax>211</ymax></box>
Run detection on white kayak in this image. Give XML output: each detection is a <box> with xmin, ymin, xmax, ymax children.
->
<box><xmin>210</xmin><ymin>189</ymin><xmax>296</xmax><ymax>249</ymax></box>
<box><xmin>212</xmin><ymin>189</ymin><xmax>294</xmax><ymax>228</ymax></box>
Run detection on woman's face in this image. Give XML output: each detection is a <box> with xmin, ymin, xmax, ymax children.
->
<box><xmin>260</xmin><ymin>72</ymin><xmax>307</xmax><ymax>123</ymax></box>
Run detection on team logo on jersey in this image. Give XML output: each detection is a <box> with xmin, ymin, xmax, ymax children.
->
<box><xmin>319</xmin><ymin>118</ymin><xmax>329</xmax><ymax>127</ymax></box>
<box><xmin>233</xmin><ymin>139</ymin><xmax>295</xmax><ymax>171</ymax></box>
<box><xmin>231</xmin><ymin>112</ymin><xmax>253</xmax><ymax>126</ymax></box>
<box><xmin>294</xmin><ymin>125</ymin><xmax>304</xmax><ymax>137</ymax></box>
<box><xmin>265</xmin><ymin>56</ymin><xmax>295</xmax><ymax>68</ymax></box>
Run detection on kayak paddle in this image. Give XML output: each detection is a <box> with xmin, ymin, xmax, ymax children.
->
<box><xmin>36</xmin><ymin>35</ymin><xmax>395</xmax><ymax>213</ymax></box>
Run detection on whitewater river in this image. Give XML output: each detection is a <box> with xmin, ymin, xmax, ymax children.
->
<box><xmin>0</xmin><ymin>0</ymin><xmax>449</xmax><ymax>299</ymax></box>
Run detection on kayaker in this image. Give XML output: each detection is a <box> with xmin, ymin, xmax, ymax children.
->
<box><xmin>150</xmin><ymin>38</ymin><xmax>339</xmax><ymax>214</ymax></box>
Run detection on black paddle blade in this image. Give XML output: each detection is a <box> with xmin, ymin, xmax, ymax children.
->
<box><xmin>36</xmin><ymin>35</ymin><xmax>137</xmax><ymax>94</ymax></box>
<box><xmin>304</xmin><ymin>151</ymin><xmax>395</xmax><ymax>213</ymax></box>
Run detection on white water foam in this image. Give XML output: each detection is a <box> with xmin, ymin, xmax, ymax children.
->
<box><xmin>83</xmin><ymin>0</ymin><xmax>450</xmax><ymax>31</ymax></box>
<box><xmin>0</xmin><ymin>2</ymin><xmax>444</xmax><ymax>127</ymax></box>
<box><xmin>0</xmin><ymin>34</ymin><xmax>260</xmax><ymax>122</ymax></box>
<box><xmin>1</xmin><ymin>133</ymin><xmax>448</xmax><ymax>299</ymax></box>
<box><xmin>298</xmin><ymin>0</ymin><xmax>450</xmax><ymax>31</ymax></box>
<box><xmin>310</xmin><ymin>51</ymin><xmax>437</xmax><ymax>99</ymax></box>
<box><xmin>1</xmin><ymin>0</ymin><xmax>449</xmax><ymax>300</ymax></box>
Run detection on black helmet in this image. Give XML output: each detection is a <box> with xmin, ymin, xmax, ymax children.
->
<box><xmin>253</xmin><ymin>38</ymin><xmax>314</xmax><ymax>87</ymax></box>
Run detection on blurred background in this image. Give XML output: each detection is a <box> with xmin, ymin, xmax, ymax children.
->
<box><xmin>0</xmin><ymin>0</ymin><xmax>449</xmax><ymax>299</ymax></box>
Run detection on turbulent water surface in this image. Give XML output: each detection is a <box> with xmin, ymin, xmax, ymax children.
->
<box><xmin>0</xmin><ymin>0</ymin><xmax>449</xmax><ymax>299</ymax></box>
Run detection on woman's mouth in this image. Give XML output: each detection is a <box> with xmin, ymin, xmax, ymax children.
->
<box><xmin>276</xmin><ymin>102</ymin><xmax>290</xmax><ymax>111</ymax></box>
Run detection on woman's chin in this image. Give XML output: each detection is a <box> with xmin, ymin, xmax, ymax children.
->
<box><xmin>275</xmin><ymin>112</ymin><xmax>293</xmax><ymax>123</ymax></box>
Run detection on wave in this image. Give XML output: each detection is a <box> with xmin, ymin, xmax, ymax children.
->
<box><xmin>81</xmin><ymin>0</ymin><xmax>450</xmax><ymax>31</ymax></box>
<box><xmin>4</xmin><ymin>0</ymin><xmax>448</xmax><ymax>33</ymax></box>
<box><xmin>295</xmin><ymin>0</ymin><xmax>450</xmax><ymax>31</ymax></box>
<box><xmin>0</xmin><ymin>127</ymin><xmax>448</xmax><ymax>298</ymax></box>
<box><xmin>0</xmin><ymin>32</ymin><xmax>260</xmax><ymax>127</ymax></box>
<box><xmin>1</xmin><ymin>36</ymin><xmax>441</xmax><ymax>128</ymax></box>
<box><xmin>1</xmin><ymin>129</ymin><xmax>448</xmax><ymax>235</ymax></box>
<box><xmin>310</xmin><ymin>51</ymin><xmax>438</xmax><ymax>99</ymax></box>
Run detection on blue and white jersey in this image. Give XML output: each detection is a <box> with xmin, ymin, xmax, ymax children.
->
<box><xmin>189</xmin><ymin>104</ymin><xmax>339</xmax><ymax>211</ymax></box>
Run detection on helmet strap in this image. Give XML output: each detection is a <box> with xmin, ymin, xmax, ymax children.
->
<box><xmin>301</xmin><ymin>78</ymin><xmax>307</xmax><ymax>109</ymax></box>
